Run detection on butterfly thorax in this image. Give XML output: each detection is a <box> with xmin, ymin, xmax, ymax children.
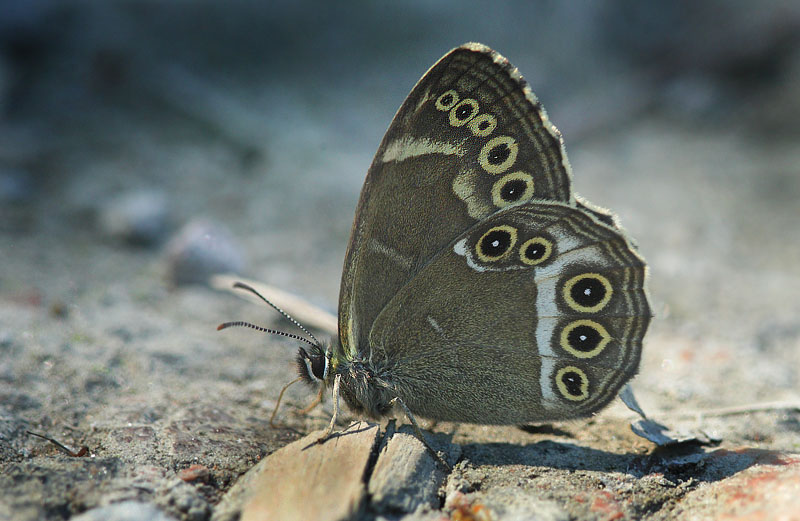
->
<box><xmin>333</xmin><ymin>357</ymin><xmax>396</xmax><ymax>420</ymax></box>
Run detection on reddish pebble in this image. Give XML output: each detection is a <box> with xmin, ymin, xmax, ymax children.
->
<box><xmin>178</xmin><ymin>464</ymin><xmax>210</xmax><ymax>482</ymax></box>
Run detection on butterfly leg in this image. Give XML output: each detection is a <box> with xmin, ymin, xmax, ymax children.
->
<box><xmin>300</xmin><ymin>385</ymin><xmax>325</xmax><ymax>414</ymax></box>
<box><xmin>317</xmin><ymin>373</ymin><xmax>342</xmax><ymax>443</ymax></box>
<box><xmin>269</xmin><ymin>376</ymin><xmax>303</xmax><ymax>428</ymax></box>
<box><xmin>392</xmin><ymin>397</ymin><xmax>451</xmax><ymax>472</ymax></box>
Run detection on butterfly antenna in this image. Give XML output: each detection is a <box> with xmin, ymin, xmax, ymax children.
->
<box><xmin>217</xmin><ymin>321</ymin><xmax>318</xmax><ymax>348</ymax></box>
<box><xmin>231</xmin><ymin>282</ymin><xmax>321</xmax><ymax>346</ymax></box>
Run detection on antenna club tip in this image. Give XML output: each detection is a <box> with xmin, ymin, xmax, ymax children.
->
<box><xmin>216</xmin><ymin>323</ymin><xmax>227</xmax><ymax>331</ymax></box>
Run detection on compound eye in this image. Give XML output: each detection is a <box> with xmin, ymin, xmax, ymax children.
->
<box><xmin>296</xmin><ymin>348</ymin><xmax>327</xmax><ymax>384</ymax></box>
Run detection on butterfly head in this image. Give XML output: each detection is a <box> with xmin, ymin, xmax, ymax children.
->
<box><xmin>296</xmin><ymin>343</ymin><xmax>329</xmax><ymax>385</ymax></box>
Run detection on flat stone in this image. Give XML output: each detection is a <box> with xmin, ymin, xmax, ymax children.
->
<box><xmin>220</xmin><ymin>422</ymin><xmax>380</xmax><ymax>521</ymax></box>
<box><xmin>368</xmin><ymin>423</ymin><xmax>455</xmax><ymax>514</ymax></box>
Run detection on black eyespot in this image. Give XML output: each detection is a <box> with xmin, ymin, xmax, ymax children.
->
<box><xmin>480</xmin><ymin>229</ymin><xmax>512</xmax><ymax>257</ymax></box>
<box><xmin>570</xmin><ymin>277</ymin><xmax>606</xmax><ymax>308</ymax></box>
<box><xmin>488</xmin><ymin>143</ymin><xmax>511</xmax><ymax>165</ymax></box>
<box><xmin>500</xmin><ymin>179</ymin><xmax>527</xmax><ymax>203</ymax></box>
<box><xmin>561</xmin><ymin>370</ymin><xmax>584</xmax><ymax>397</ymax></box>
<box><xmin>563</xmin><ymin>273</ymin><xmax>613</xmax><ymax>312</ymax></box>
<box><xmin>555</xmin><ymin>366</ymin><xmax>589</xmax><ymax>401</ymax></box>
<box><xmin>435</xmin><ymin>90</ymin><xmax>460</xmax><ymax>111</ymax></box>
<box><xmin>519</xmin><ymin>236</ymin><xmax>552</xmax><ymax>266</ymax></box>
<box><xmin>455</xmin><ymin>104</ymin><xmax>472</xmax><ymax>120</ymax></box>
<box><xmin>476</xmin><ymin>225</ymin><xmax>518</xmax><ymax>262</ymax></box>
<box><xmin>567</xmin><ymin>324</ymin><xmax>602</xmax><ymax>353</ymax></box>
<box><xmin>525</xmin><ymin>242</ymin><xmax>546</xmax><ymax>261</ymax></box>
<box><xmin>559</xmin><ymin>320</ymin><xmax>610</xmax><ymax>358</ymax></box>
<box><xmin>479</xmin><ymin>136</ymin><xmax>517</xmax><ymax>173</ymax></box>
<box><xmin>492</xmin><ymin>171</ymin><xmax>534</xmax><ymax>209</ymax></box>
<box><xmin>449</xmin><ymin>99</ymin><xmax>479</xmax><ymax>126</ymax></box>
<box><xmin>469</xmin><ymin>114</ymin><xmax>497</xmax><ymax>137</ymax></box>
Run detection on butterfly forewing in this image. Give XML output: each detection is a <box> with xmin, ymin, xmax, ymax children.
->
<box><xmin>339</xmin><ymin>43</ymin><xmax>574</xmax><ymax>357</ymax></box>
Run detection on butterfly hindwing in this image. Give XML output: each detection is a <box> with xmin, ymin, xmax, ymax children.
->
<box><xmin>367</xmin><ymin>201</ymin><xmax>650</xmax><ymax>423</ymax></box>
<box><xmin>339</xmin><ymin>43</ymin><xmax>575</xmax><ymax>358</ymax></box>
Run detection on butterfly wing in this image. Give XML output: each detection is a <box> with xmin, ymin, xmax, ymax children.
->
<box><xmin>339</xmin><ymin>43</ymin><xmax>574</xmax><ymax>357</ymax></box>
<box><xmin>368</xmin><ymin>201</ymin><xmax>650</xmax><ymax>423</ymax></box>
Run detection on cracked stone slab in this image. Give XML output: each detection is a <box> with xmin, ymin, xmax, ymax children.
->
<box><xmin>368</xmin><ymin>422</ymin><xmax>460</xmax><ymax>514</ymax></box>
<box><xmin>215</xmin><ymin>421</ymin><xmax>464</xmax><ymax>521</ymax></box>
<box><xmin>214</xmin><ymin>421</ymin><xmax>381</xmax><ymax>521</ymax></box>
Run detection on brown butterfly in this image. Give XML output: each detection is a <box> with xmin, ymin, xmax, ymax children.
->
<box><xmin>221</xmin><ymin>43</ymin><xmax>651</xmax><ymax>454</ymax></box>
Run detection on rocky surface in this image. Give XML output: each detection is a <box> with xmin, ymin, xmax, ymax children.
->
<box><xmin>1</xmin><ymin>2</ymin><xmax>799</xmax><ymax>520</ymax></box>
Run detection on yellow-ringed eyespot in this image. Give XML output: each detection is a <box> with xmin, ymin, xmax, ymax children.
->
<box><xmin>468</xmin><ymin>113</ymin><xmax>497</xmax><ymax>137</ymax></box>
<box><xmin>449</xmin><ymin>98</ymin><xmax>479</xmax><ymax>126</ymax></box>
<box><xmin>435</xmin><ymin>90</ymin><xmax>459</xmax><ymax>111</ymax></box>
<box><xmin>562</xmin><ymin>273</ymin><xmax>613</xmax><ymax>313</ymax></box>
<box><xmin>559</xmin><ymin>320</ymin><xmax>611</xmax><ymax>358</ymax></box>
<box><xmin>555</xmin><ymin>366</ymin><xmax>589</xmax><ymax>401</ymax></box>
<box><xmin>476</xmin><ymin>225</ymin><xmax>517</xmax><ymax>262</ymax></box>
<box><xmin>478</xmin><ymin>136</ymin><xmax>518</xmax><ymax>174</ymax></box>
<box><xmin>492</xmin><ymin>171</ymin><xmax>534</xmax><ymax>209</ymax></box>
<box><xmin>519</xmin><ymin>236</ymin><xmax>553</xmax><ymax>266</ymax></box>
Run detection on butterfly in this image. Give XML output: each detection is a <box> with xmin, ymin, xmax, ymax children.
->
<box><xmin>222</xmin><ymin>43</ymin><xmax>651</xmax><ymax>452</ymax></box>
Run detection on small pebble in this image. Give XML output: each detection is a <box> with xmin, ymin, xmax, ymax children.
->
<box><xmin>71</xmin><ymin>501</ymin><xmax>176</xmax><ymax>521</ymax></box>
<box><xmin>178</xmin><ymin>464</ymin><xmax>210</xmax><ymax>482</ymax></box>
<box><xmin>99</xmin><ymin>189</ymin><xmax>171</xmax><ymax>246</ymax></box>
<box><xmin>164</xmin><ymin>218</ymin><xmax>245</xmax><ymax>286</ymax></box>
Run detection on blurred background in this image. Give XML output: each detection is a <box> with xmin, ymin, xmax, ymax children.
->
<box><xmin>1</xmin><ymin>0</ymin><xmax>799</xmax><ymax>457</ymax></box>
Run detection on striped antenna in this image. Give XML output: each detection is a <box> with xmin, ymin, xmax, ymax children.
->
<box><xmin>216</xmin><ymin>320</ymin><xmax>318</xmax><ymax>348</ymax></box>
<box><xmin>231</xmin><ymin>282</ymin><xmax>321</xmax><ymax>346</ymax></box>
